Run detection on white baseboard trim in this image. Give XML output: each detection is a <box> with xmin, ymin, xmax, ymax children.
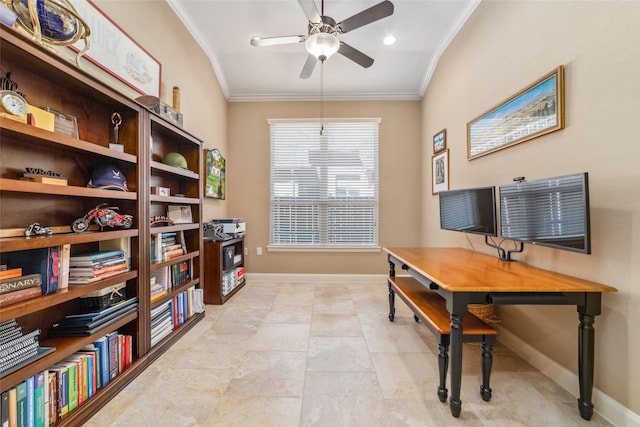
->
<box><xmin>244</xmin><ymin>272</ymin><xmax>387</xmax><ymax>283</ymax></box>
<box><xmin>496</xmin><ymin>325</ymin><xmax>640</xmax><ymax>427</ymax></box>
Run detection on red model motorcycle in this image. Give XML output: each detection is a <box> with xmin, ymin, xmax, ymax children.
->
<box><xmin>71</xmin><ymin>203</ymin><xmax>133</xmax><ymax>233</ymax></box>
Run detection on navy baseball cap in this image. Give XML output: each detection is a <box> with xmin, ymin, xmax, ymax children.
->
<box><xmin>88</xmin><ymin>164</ymin><xmax>129</xmax><ymax>191</ymax></box>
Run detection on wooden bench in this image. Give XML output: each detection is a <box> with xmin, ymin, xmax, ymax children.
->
<box><xmin>387</xmin><ymin>276</ymin><xmax>497</xmax><ymax>402</ymax></box>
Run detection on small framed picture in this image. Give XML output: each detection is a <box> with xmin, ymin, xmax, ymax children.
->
<box><xmin>432</xmin><ymin>149</ymin><xmax>449</xmax><ymax>195</ymax></box>
<box><xmin>433</xmin><ymin>129</ymin><xmax>446</xmax><ymax>154</ymax></box>
<box><xmin>167</xmin><ymin>205</ymin><xmax>192</xmax><ymax>224</ymax></box>
<box><xmin>44</xmin><ymin>107</ymin><xmax>79</xmax><ymax>139</ymax></box>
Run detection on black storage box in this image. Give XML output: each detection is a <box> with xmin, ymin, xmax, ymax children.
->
<box><xmin>223</xmin><ymin>246</ymin><xmax>235</xmax><ymax>269</ymax></box>
<box><xmin>80</xmin><ymin>283</ymin><xmax>126</xmax><ymax>310</ymax></box>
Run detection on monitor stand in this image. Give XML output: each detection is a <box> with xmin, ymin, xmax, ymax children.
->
<box><xmin>485</xmin><ymin>236</ymin><xmax>524</xmax><ymax>261</ymax></box>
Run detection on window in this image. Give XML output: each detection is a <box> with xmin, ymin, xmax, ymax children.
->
<box><xmin>269</xmin><ymin>118</ymin><xmax>380</xmax><ymax>251</ymax></box>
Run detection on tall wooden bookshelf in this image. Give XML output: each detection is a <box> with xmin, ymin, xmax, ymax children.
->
<box><xmin>0</xmin><ymin>28</ymin><xmax>204</xmax><ymax>425</ymax></box>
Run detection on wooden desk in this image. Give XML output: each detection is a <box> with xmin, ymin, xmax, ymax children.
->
<box><xmin>384</xmin><ymin>247</ymin><xmax>617</xmax><ymax>420</ymax></box>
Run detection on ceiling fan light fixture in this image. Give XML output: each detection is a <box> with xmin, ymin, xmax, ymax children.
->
<box><xmin>305</xmin><ymin>32</ymin><xmax>340</xmax><ymax>62</ymax></box>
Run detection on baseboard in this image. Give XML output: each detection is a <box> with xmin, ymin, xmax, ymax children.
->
<box><xmin>244</xmin><ymin>272</ymin><xmax>387</xmax><ymax>283</ymax></box>
<box><xmin>496</xmin><ymin>325</ymin><xmax>640</xmax><ymax>427</ymax></box>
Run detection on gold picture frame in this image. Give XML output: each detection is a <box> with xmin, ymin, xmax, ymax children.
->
<box><xmin>432</xmin><ymin>149</ymin><xmax>449</xmax><ymax>195</ymax></box>
<box><xmin>467</xmin><ymin>66</ymin><xmax>564</xmax><ymax>160</ymax></box>
<box><xmin>433</xmin><ymin>129</ymin><xmax>446</xmax><ymax>154</ymax></box>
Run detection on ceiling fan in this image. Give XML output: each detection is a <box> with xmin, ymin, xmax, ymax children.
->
<box><xmin>250</xmin><ymin>0</ymin><xmax>394</xmax><ymax>79</ymax></box>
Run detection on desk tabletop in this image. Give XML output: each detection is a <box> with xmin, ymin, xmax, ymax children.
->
<box><xmin>384</xmin><ymin>247</ymin><xmax>618</xmax><ymax>293</ymax></box>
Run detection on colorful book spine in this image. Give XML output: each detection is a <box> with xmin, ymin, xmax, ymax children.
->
<box><xmin>33</xmin><ymin>371</ymin><xmax>45</xmax><ymax>427</ymax></box>
<box><xmin>107</xmin><ymin>332</ymin><xmax>118</xmax><ymax>380</ymax></box>
<box><xmin>25</xmin><ymin>376</ymin><xmax>34</xmax><ymax>427</ymax></box>
<box><xmin>0</xmin><ymin>287</ymin><xmax>42</xmax><ymax>307</ymax></box>
<box><xmin>0</xmin><ymin>274</ymin><xmax>41</xmax><ymax>295</ymax></box>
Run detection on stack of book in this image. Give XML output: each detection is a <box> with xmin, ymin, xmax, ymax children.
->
<box><xmin>68</xmin><ymin>250</ymin><xmax>129</xmax><ymax>285</ymax></box>
<box><xmin>0</xmin><ymin>319</ymin><xmax>55</xmax><ymax>378</ymax></box>
<box><xmin>169</xmin><ymin>260</ymin><xmax>191</xmax><ymax>288</ymax></box>
<box><xmin>150</xmin><ymin>276</ymin><xmax>167</xmax><ymax>302</ymax></box>
<box><xmin>150</xmin><ymin>232</ymin><xmax>186</xmax><ymax>263</ymax></box>
<box><xmin>49</xmin><ymin>298</ymin><xmax>138</xmax><ymax>337</ymax></box>
<box><xmin>150</xmin><ymin>300</ymin><xmax>173</xmax><ymax>346</ymax></box>
<box><xmin>0</xmin><ymin>266</ymin><xmax>43</xmax><ymax>307</ymax></box>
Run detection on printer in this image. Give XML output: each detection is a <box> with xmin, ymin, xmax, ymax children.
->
<box><xmin>211</xmin><ymin>218</ymin><xmax>246</xmax><ymax>238</ymax></box>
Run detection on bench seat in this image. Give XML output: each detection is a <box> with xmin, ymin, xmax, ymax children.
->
<box><xmin>388</xmin><ymin>275</ymin><xmax>497</xmax><ymax>402</ymax></box>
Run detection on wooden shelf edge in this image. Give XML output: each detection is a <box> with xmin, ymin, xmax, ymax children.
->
<box><xmin>0</xmin><ymin>119</ymin><xmax>137</xmax><ymax>164</ymax></box>
<box><xmin>0</xmin><ymin>229</ymin><xmax>139</xmax><ymax>252</ymax></box>
<box><xmin>150</xmin><ymin>160</ymin><xmax>199</xmax><ymax>180</ymax></box>
<box><xmin>149</xmin><ymin>251</ymin><xmax>199</xmax><ymax>271</ymax></box>
<box><xmin>0</xmin><ymin>178</ymin><xmax>138</xmax><ymax>200</ymax></box>
<box><xmin>149</xmin><ymin>223</ymin><xmax>200</xmax><ymax>234</ymax></box>
<box><xmin>149</xmin><ymin>279</ymin><xmax>200</xmax><ymax>309</ymax></box>
<box><xmin>0</xmin><ymin>271</ymin><xmax>138</xmax><ymax>322</ymax></box>
<box><xmin>149</xmin><ymin>194</ymin><xmax>199</xmax><ymax>204</ymax></box>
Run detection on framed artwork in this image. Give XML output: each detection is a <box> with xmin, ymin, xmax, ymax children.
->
<box><xmin>433</xmin><ymin>129</ymin><xmax>446</xmax><ymax>154</ymax></box>
<box><xmin>167</xmin><ymin>205</ymin><xmax>192</xmax><ymax>224</ymax></box>
<box><xmin>204</xmin><ymin>148</ymin><xmax>225</xmax><ymax>199</ymax></box>
<box><xmin>467</xmin><ymin>66</ymin><xmax>564</xmax><ymax>160</ymax></box>
<box><xmin>68</xmin><ymin>0</ymin><xmax>162</xmax><ymax>97</ymax></box>
<box><xmin>432</xmin><ymin>149</ymin><xmax>449</xmax><ymax>195</ymax></box>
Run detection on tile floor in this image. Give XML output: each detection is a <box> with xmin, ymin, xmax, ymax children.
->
<box><xmin>85</xmin><ymin>280</ymin><xmax>613</xmax><ymax>426</ymax></box>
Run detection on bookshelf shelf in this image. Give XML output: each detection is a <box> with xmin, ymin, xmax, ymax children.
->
<box><xmin>0</xmin><ymin>271</ymin><xmax>138</xmax><ymax>322</ymax></box>
<box><xmin>1</xmin><ymin>312</ymin><xmax>138</xmax><ymax>391</ymax></box>
<box><xmin>0</xmin><ymin>229</ymin><xmax>139</xmax><ymax>252</ymax></box>
<box><xmin>149</xmin><ymin>251</ymin><xmax>199</xmax><ymax>271</ymax></box>
<box><xmin>0</xmin><ymin>178</ymin><xmax>138</xmax><ymax>199</ymax></box>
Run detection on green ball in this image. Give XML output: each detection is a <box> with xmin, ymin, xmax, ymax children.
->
<box><xmin>162</xmin><ymin>152</ymin><xmax>188</xmax><ymax>169</ymax></box>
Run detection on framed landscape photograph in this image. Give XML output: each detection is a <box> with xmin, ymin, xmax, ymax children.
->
<box><xmin>467</xmin><ymin>66</ymin><xmax>564</xmax><ymax>160</ymax></box>
<box><xmin>433</xmin><ymin>129</ymin><xmax>446</xmax><ymax>154</ymax></box>
<box><xmin>432</xmin><ymin>149</ymin><xmax>449</xmax><ymax>195</ymax></box>
<box><xmin>204</xmin><ymin>148</ymin><xmax>225</xmax><ymax>199</ymax></box>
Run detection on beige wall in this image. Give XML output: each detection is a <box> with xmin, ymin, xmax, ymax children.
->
<box><xmin>94</xmin><ymin>0</ymin><xmax>228</xmax><ymax>221</ymax></box>
<box><xmin>422</xmin><ymin>0</ymin><xmax>640</xmax><ymax>413</ymax></box>
<box><xmin>83</xmin><ymin>0</ymin><xmax>638</xmax><ymax>416</ymax></box>
<box><xmin>227</xmin><ymin>101</ymin><xmax>422</xmax><ymax>274</ymax></box>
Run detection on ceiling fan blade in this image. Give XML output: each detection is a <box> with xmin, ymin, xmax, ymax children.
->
<box><xmin>299</xmin><ymin>54</ymin><xmax>318</xmax><ymax>79</ymax></box>
<box><xmin>338</xmin><ymin>42</ymin><xmax>374</xmax><ymax>68</ymax></box>
<box><xmin>337</xmin><ymin>0</ymin><xmax>394</xmax><ymax>33</ymax></box>
<box><xmin>298</xmin><ymin>0</ymin><xmax>321</xmax><ymax>23</ymax></box>
<box><xmin>250</xmin><ymin>35</ymin><xmax>306</xmax><ymax>47</ymax></box>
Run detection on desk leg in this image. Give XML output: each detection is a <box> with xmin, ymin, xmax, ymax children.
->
<box><xmin>578</xmin><ymin>312</ymin><xmax>596</xmax><ymax>420</ymax></box>
<box><xmin>449</xmin><ymin>311</ymin><xmax>464</xmax><ymax>417</ymax></box>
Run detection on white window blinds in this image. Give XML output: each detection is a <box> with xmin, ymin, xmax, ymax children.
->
<box><xmin>269</xmin><ymin>118</ymin><xmax>380</xmax><ymax>250</ymax></box>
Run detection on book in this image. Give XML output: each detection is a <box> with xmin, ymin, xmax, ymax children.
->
<box><xmin>99</xmin><ymin>238</ymin><xmax>131</xmax><ymax>269</ymax></box>
<box><xmin>0</xmin><ymin>287</ymin><xmax>42</xmax><ymax>307</ymax></box>
<box><xmin>15</xmin><ymin>383</ymin><xmax>25</xmax><ymax>427</ymax></box>
<box><xmin>63</xmin><ymin>361</ymin><xmax>78</xmax><ymax>412</ymax></box>
<box><xmin>107</xmin><ymin>332</ymin><xmax>119</xmax><ymax>380</ymax></box>
<box><xmin>1</xmin><ymin>390</ymin><xmax>8</xmax><ymax>427</ymax></box>
<box><xmin>0</xmin><ymin>268</ymin><xmax>22</xmax><ymax>281</ymax></box>
<box><xmin>69</xmin><ymin>250</ymin><xmax>124</xmax><ymax>263</ymax></box>
<box><xmin>58</xmin><ymin>244</ymin><xmax>70</xmax><ymax>291</ymax></box>
<box><xmin>47</xmin><ymin>371</ymin><xmax>56</xmax><ymax>424</ymax></box>
<box><xmin>26</xmin><ymin>376</ymin><xmax>34</xmax><ymax>427</ymax></box>
<box><xmin>93</xmin><ymin>337</ymin><xmax>110</xmax><ymax>388</ymax></box>
<box><xmin>8</xmin><ymin>388</ymin><xmax>17</xmax><ymax>427</ymax></box>
<box><xmin>48</xmin><ymin>365</ymin><xmax>67</xmax><ymax>417</ymax></box>
<box><xmin>21</xmin><ymin>176</ymin><xmax>68</xmax><ymax>186</ymax></box>
<box><xmin>0</xmin><ymin>274</ymin><xmax>42</xmax><ymax>296</ymax></box>
<box><xmin>6</xmin><ymin>247</ymin><xmax>60</xmax><ymax>295</ymax></box>
<box><xmin>33</xmin><ymin>371</ymin><xmax>45</xmax><ymax>427</ymax></box>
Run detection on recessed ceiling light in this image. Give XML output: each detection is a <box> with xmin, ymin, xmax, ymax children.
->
<box><xmin>383</xmin><ymin>35</ymin><xmax>396</xmax><ymax>46</ymax></box>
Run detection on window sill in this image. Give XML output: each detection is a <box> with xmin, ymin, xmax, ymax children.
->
<box><xmin>267</xmin><ymin>245</ymin><xmax>381</xmax><ymax>253</ymax></box>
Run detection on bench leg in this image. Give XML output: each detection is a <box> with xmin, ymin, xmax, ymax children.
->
<box><xmin>388</xmin><ymin>284</ymin><xmax>396</xmax><ymax>322</ymax></box>
<box><xmin>437</xmin><ymin>341</ymin><xmax>449</xmax><ymax>402</ymax></box>
<box><xmin>480</xmin><ymin>339</ymin><xmax>493</xmax><ymax>402</ymax></box>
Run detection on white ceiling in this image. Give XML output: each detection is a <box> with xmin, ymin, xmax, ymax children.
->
<box><xmin>168</xmin><ymin>0</ymin><xmax>479</xmax><ymax>102</ymax></box>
